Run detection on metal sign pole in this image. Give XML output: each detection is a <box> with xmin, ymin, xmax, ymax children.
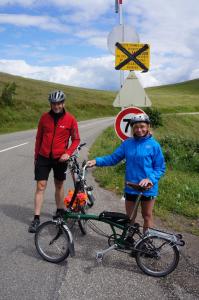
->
<box><xmin>119</xmin><ymin>0</ymin><xmax>124</xmax><ymax>91</ymax></box>
<box><xmin>116</xmin><ymin>0</ymin><xmax>124</xmax><ymax>108</ymax></box>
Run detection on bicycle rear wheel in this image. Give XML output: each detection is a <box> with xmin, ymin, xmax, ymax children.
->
<box><xmin>135</xmin><ymin>236</ymin><xmax>179</xmax><ymax>277</ymax></box>
<box><xmin>35</xmin><ymin>221</ymin><xmax>70</xmax><ymax>263</ymax></box>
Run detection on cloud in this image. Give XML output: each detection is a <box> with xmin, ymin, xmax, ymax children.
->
<box><xmin>0</xmin><ymin>13</ymin><xmax>69</xmax><ymax>32</ymax></box>
<box><xmin>74</xmin><ymin>29</ymin><xmax>108</xmax><ymax>50</ymax></box>
<box><xmin>50</xmin><ymin>0</ymin><xmax>113</xmax><ymax>23</ymax></box>
<box><xmin>124</xmin><ymin>0</ymin><xmax>199</xmax><ymax>85</ymax></box>
<box><xmin>0</xmin><ymin>57</ymin><xmax>161</xmax><ymax>91</ymax></box>
<box><xmin>189</xmin><ymin>69</ymin><xmax>199</xmax><ymax>80</ymax></box>
<box><xmin>0</xmin><ymin>0</ymin><xmax>114</xmax><ymax>23</ymax></box>
<box><xmin>0</xmin><ymin>58</ymin><xmax>116</xmax><ymax>90</ymax></box>
<box><xmin>0</xmin><ymin>0</ymin><xmax>198</xmax><ymax>89</ymax></box>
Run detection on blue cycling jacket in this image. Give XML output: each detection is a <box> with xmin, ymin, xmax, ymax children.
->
<box><xmin>95</xmin><ymin>135</ymin><xmax>165</xmax><ymax>196</ymax></box>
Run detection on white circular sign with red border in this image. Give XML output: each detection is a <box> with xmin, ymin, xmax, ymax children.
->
<box><xmin>114</xmin><ymin>107</ymin><xmax>145</xmax><ymax>141</ymax></box>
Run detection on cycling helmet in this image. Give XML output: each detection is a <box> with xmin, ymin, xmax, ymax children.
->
<box><xmin>130</xmin><ymin>114</ymin><xmax>150</xmax><ymax>126</ymax></box>
<box><xmin>48</xmin><ymin>90</ymin><xmax>65</xmax><ymax>103</ymax></box>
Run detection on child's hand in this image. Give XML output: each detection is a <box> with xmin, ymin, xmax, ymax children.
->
<box><xmin>87</xmin><ymin>160</ymin><xmax>96</xmax><ymax>167</ymax></box>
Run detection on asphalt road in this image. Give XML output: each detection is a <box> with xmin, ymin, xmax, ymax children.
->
<box><xmin>0</xmin><ymin>117</ymin><xmax>198</xmax><ymax>300</ymax></box>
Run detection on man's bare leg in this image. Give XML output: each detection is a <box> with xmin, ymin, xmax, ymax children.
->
<box><xmin>54</xmin><ymin>179</ymin><xmax>65</xmax><ymax>209</ymax></box>
<box><xmin>28</xmin><ymin>180</ymin><xmax>47</xmax><ymax>233</ymax></box>
<box><xmin>34</xmin><ymin>180</ymin><xmax>47</xmax><ymax>215</ymax></box>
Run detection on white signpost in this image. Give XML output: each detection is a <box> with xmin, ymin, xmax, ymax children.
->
<box><xmin>113</xmin><ymin>71</ymin><xmax>152</xmax><ymax>108</ymax></box>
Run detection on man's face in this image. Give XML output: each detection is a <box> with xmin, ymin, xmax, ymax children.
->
<box><xmin>51</xmin><ymin>101</ymin><xmax>64</xmax><ymax>114</ymax></box>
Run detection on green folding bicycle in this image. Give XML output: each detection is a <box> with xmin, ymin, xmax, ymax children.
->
<box><xmin>35</xmin><ymin>163</ymin><xmax>185</xmax><ymax>277</ymax></box>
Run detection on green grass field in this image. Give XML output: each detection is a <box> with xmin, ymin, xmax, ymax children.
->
<box><xmin>146</xmin><ymin>79</ymin><xmax>199</xmax><ymax>113</ymax></box>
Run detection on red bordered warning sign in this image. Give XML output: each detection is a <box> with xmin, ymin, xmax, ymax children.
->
<box><xmin>114</xmin><ymin>107</ymin><xmax>145</xmax><ymax>141</ymax></box>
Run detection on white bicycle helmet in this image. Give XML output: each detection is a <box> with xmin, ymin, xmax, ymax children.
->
<box><xmin>48</xmin><ymin>90</ymin><xmax>65</xmax><ymax>103</ymax></box>
<box><xmin>130</xmin><ymin>114</ymin><xmax>150</xmax><ymax>126</ymax></box>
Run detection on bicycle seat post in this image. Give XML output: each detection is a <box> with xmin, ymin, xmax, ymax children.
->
<box><xmin>129</xmin><ymin>193</ymin><xmax>142</xmax><ymax>224</ymax></box>
<box><xmin>126</xmin><ymin>181</ymin><xmax>152</xmax><ymax>224</ymax></box>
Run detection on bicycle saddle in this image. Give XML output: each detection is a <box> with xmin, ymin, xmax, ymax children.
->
<box><xmin>126</xmin><ymin>181</ymin><xmax>153</xmax><ymax>191</ymax></box>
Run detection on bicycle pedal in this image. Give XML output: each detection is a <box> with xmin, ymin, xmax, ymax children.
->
<box><xmin>96</xmin><ymin>252</ymin><xmax>103</xmax><ymax>263</ymax></box>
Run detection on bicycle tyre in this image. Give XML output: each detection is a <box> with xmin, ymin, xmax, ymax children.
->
<box><xmin>78</xmin><ymin>207</ymin><xmax>87</xmax><ymax>235</ymax></box>
<box><xmin>135</xmin><ymin>235</ymin><xmax>179</xmax><ymax>277</ymax></box>
<box><xmin>35</xmin><ymin>221</ymin><xmax>70</xmax><ymax>263</ymax></box>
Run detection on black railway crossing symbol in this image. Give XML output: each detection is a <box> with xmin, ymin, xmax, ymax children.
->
<box><xmin>115</xmin><ymin>43</ymin><xmax>150</xmax><ymax>72</ymax></box>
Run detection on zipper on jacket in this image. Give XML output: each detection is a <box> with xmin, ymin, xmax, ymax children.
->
<box><xmin>50</xmin><ymin>120</ymin><xmax>57</xmax><ymax>158</ymax></box>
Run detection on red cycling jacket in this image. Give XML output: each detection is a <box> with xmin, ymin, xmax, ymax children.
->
<box><xmin>35</xmin><ymin>111</ymin><xmax>80</xmax><ymax>160</ymax></box>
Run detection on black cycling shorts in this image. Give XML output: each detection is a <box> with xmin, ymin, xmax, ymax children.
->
<box><xmin>35</xmin><ymin>155</ymin><xmax>67</xmax><ymax>181</ymax></box>
<box><xmin>125</xmin><ymin>193</ymin><xmax>156</xmax><ymax>202</ymax></box>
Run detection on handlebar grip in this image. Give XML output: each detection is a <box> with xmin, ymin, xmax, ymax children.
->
<box><xmin>78</xmin><ymin>142</ymin><xmax>86</xmax><ymax>150</ymax></box>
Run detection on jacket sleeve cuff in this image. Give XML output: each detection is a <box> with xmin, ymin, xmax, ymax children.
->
<box><xmin>65</xmin><ymin>150</ymin><xmax>72</xmax><ymax>156</ymax></box>
<box><xmin>95</xmin><ymin>157</ymin><xmax>102</xmax><ymax>166</ymax></box>
<box><xmin>148</xmin><ymin>174</ymin><xmax>157</xmax><ymax>185</ymax></box>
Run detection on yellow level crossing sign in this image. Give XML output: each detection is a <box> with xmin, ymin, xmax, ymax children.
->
<box><xmin>115</xmin><ymin>43</ymin><xmax>150</xmax><ymax>72</ymax></box>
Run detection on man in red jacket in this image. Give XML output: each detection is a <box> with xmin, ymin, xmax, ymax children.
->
<box><xmin>28</xmin><ymin>90</ymin><xmax>80</xmax><ymax>233</ymax></box>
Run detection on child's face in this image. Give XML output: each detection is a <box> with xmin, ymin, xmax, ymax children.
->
<box><xmin>133</xmin><ymin>122</ymin><xmax>149</xmax><ymax>137</ymax></box>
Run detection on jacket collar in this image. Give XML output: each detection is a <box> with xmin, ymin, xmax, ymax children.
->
<box><xmin>49</xmin><ymin>108</ymin><xmax>65</xmax><ymax>123</ymax></box>
<box><xmin>133</xmin><ymin>133</ymin><xmax>152</xmax><ymax>142</ymax></box>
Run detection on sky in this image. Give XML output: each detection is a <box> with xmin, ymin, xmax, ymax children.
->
<box><xmin>0</xmin><ymin>0</ymin><xmax>198</xmax><ymax>91</ymax></box>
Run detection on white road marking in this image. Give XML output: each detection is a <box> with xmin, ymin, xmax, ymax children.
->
<box><xmin>0</xmin><ymin>142</ymin><xmax>29</xmax><ymax>153</ymax></box>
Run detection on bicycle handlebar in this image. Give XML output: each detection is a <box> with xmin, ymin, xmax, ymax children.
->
<box><xmin>67</xmin><ymin>142</ymin><xmax>87</xmax><ymax>162</ymax></box>
<box><xmin>77</xmin><ymin>142</ymin><xmax>87</xmax><ymax>151</ymax></box>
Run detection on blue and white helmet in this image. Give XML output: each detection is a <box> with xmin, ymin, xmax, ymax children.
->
<box><xmin>48</xmin><ymin>90</ymin><xmax>65</xmax><ymax>103</ymax></box>
<box><xmin>130</xmin><ymin>114</ymin><xmax>150</xmax><ymax>126</ymax></box>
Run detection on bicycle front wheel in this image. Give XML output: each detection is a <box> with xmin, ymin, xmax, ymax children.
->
<box><xmin>35</xmin><ymin>221</ymin><xmax>70</xmax><ymax>263</ymax></box>
<box><xmin>135</xmin><ymin>236</ymin><xmax>179</xmax><ymax>277</ymax></box>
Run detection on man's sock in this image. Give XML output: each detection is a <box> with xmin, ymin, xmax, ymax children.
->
<box><xmin>34</xmin><ymin>215</ymin><xmax>40</xmax><ymax>221</ymax></box>
<box><xmin>56</xmin><ymin>208</ymin><xmax>65</xmax><ymax>216</ymax></box>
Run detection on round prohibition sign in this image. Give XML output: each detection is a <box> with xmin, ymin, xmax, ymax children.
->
<box><xmin>114</xmin><ymin>107</ymin><xmax>145</xmax><ymax>141</ymax></box>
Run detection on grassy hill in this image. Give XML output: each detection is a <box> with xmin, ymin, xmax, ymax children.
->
<box><xmin>0</xmin><ymin>72</ymin><xmax>118</xmax><ymax>133</ymax></box>
<box><xmin>0</xmin><ymin>72</ymin><xmax>198</xmax><ymax>133</ymax></box>
<box><xmin>146</xmin><ymin>79</ymin><xmax>199</xmax><ymax>113</ymax></box>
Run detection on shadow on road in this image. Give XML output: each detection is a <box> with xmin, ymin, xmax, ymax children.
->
<box><xmin>0</xmin><ymin>204</ymin><xmax>52</xmax><ymax>225</ymax></box>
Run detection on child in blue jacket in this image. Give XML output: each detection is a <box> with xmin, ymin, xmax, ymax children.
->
<box><xmin>87</xmin><ymin>114</ymin><xmax>165</xmax><ymax>232</ymax></box>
